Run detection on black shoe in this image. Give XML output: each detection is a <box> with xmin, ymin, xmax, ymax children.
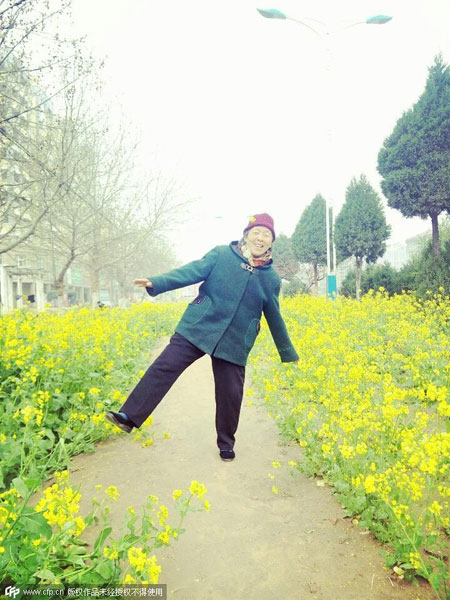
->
<box><xmin>220</xmin><ymin>449</ymin><xmax>235</xmax><ymax>462</ymax></box>
<box><xmin>105</xmin><ymin>411</ymin><xmax>134</xmax><ymax>433</ymax></box>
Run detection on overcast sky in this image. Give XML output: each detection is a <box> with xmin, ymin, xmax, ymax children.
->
<box><xmin>71</xmin><ymin>0</ymin><xmax>450</xmax><ymax>263</ymax></box>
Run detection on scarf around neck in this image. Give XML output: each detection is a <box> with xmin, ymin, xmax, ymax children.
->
<box><xmin>237</xmin><ymin>238</ymin><xmax>272</xmax><ymax>267</ymax></box>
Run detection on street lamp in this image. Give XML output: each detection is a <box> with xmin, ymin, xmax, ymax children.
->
<box><xmin>256</xmin><ymin>8</ymin><xmax>286</xmax><ymax>19</ymax></box>
<box><xmin>257</xmin><ymin>8</ymin><xmax>392</xmax><ymax>299</ymax></box>
<box><xmin>257</xmin><ymin>8</ymin><xmax>392</xmax><ymax>29</ymax></box>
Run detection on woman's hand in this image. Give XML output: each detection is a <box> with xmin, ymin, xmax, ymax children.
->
<box><xmin>133</xmin><ymin>278</ymin><xmax>153</xmax><ymax>288</ymax></box>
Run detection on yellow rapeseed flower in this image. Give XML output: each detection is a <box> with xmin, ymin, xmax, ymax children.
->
<box><xmin>146</xmin><ymin>555</ymin><xmax>161</xmax><ymax>584</ymax></box>
<box><xmin>172</xmin><ymin>489</ymin><xmax>183</xmax><ymax>500</ymax></box>
<box><xmin>189</xmin><ymin>480</ymin><xmax>207</xmax><ymax>500</ymax></box>
<box><xmin>157</xmin><ymin>505</ymin><xmax>169</xmax><ymax>526</ymax></box>
<box><xmin>128</xmin><ymin>547</ymin><xmax>146</xmax><ymax>570</ymax></box>
<box><xmin>105</xmin><ymin>485</ymin><xmax>120</xmax><ymax>501</ymax></box>
<box><xmin>428</xmin><ymin>501</ymin><xmax>443</xmax><ymax>515</ymax></box>
<box><xmin>157</xmin><ymin>531</ymin><xmax>170</xmax><ymax>545</ymax></box>
<box><xmin>364</xmin><ymin>475</ymin><xmax>376</xmax><ymax>494</ymax></box>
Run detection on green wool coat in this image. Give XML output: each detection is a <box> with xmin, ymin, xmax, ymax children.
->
<box><xmin>146</xmin><ymin>242</ymin><xmax>299</xmax><ymax>367</ymax></box>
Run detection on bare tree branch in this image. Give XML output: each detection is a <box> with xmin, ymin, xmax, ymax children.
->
<box><xmin>0</xmin><ymin>0</ymin><xmax>27</xmax><ymax>21</ymax></box>
<box><xmin>0</xmin><ymin>76</ymin><xmax>80</xmax><ymax>124</ymax></box>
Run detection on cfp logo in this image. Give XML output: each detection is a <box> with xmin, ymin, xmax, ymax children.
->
<box><xmin>5</xmin><ymin>586</ymin><xmax>20</xmax><ymax>598</ymax></box>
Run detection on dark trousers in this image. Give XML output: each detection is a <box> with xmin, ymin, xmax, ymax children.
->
<box><xmin>120</xmin><ymin>333</ymin><xmax>245</xmax><ymax>450</ymax></box>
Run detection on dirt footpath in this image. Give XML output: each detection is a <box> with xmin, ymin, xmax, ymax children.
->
<box><xmin>69</xmin><ymin>350</ymin><xmax>434</xmax><ymax>600</ymax></box>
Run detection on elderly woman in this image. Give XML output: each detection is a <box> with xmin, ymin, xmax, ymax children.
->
<box><xmin>105</xmin><ymin>213</ymin><xmax>298</xmax><ymax>461</ymax></box>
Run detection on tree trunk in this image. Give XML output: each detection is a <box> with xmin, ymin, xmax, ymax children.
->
<box><xmin>430</xmin><ymin>212</ymin><xmax>440</xmax><ymax>258</ymax></box>
<box><xmin>91</xmin><ymin>268</ymin><xmax>100</xmax><ymax>307</ymax></box>
<box><xmin>355</xmin><ymin>256</ymin><xmax>363</xmax><ymax>302</ymax></box>
<box><xmin>312</xmin><ymin>263</ymin><xmax>319</xmax><ymax>297</ymax></box>
<box><xmin>54</xmin><ymin>250</ymin><xmax>76</xmax><ymax>307</ymax></box>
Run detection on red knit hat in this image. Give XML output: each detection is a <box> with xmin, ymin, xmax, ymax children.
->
<box><xmin>243</xmin><ymin>213</ymin><xmax>276</xmax><ymax>240</ymax></box>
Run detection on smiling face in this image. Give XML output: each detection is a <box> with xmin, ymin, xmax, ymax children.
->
<box><xmin>244</xmin><ymin>225</ymin><xmax>273</xmax><ymax>257</ymax></box>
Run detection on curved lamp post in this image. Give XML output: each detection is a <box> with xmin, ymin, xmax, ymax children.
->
<box><xmin>257</xmin><ymin>8</ymin><xmax>392</xmax><ymax>299</ymax></box>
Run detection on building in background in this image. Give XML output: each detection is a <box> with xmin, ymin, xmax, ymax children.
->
<box><xmin>0</xmin><ymin>245</ymin><xmax>92</xmax><ymax>313</ymax></box>
<box><xmin>0</xmin><ymin>234</ymin><xmax>197</xmax><ymax>312</ymax></box>
<box><xmin>332</xmin><ymin>231</ymin><xmax>430</xmax><ymax>294</ymax></box>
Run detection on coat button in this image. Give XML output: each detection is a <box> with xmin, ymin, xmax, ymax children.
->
<box><xmin>240</xmin><ymin>262</ymin><xmax>254</xmax><ymax>273</ymax></box>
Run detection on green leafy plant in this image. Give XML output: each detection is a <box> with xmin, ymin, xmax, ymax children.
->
<box><xmin>0</xmin><ymin>469</ymin><xmax>209</xmax><ymax>589</ymax></box>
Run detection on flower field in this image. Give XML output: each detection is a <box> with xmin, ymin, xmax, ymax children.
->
<box><xmin>0</xmin><ymin>292</ymin><xmax>449</xmax><ymax>595</ymax></box>
<box><xmin>0</xmin><ymin>303</ymin><xmax>212</xmax><ymax>589</ymax></box>
<box><xmin>249</xmin><ymin>290</ymin><xmax>449</xmax><ymax>598</ymax></box>
<box><xmin>0</xmin><ymin>303</ymin><xmax>183</xmax><ymax>491</ymax></box>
